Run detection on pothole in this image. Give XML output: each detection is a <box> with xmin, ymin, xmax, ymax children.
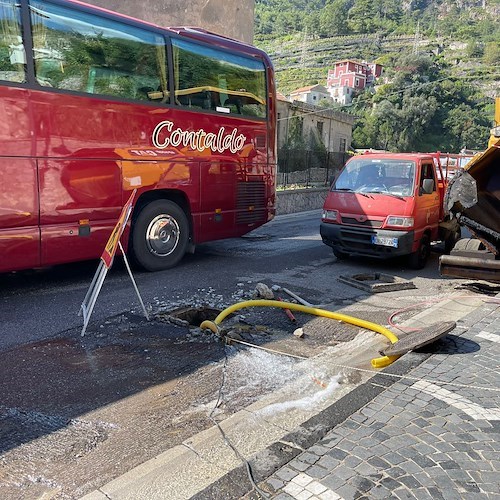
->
<box><xmin>167</xmin><ymin>307</ymin><xmax>223</xmax><ymax>327</ymax></box>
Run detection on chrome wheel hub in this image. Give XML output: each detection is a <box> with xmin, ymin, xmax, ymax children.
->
<box><xmin>146</xmin><ymin>215</ymin><xmax>180</xmax><ymax>256</ymax></box>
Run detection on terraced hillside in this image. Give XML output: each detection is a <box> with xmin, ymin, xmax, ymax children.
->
<box><xmin>256</xmin><ymin>32</ymin><xmax>498</xmax><ymax>97</ymax></box>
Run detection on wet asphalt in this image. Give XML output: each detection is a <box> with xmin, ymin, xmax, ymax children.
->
<box><xmin>0</xmin><ymin>210</ymin><xmax>482</xmax><ymax>498</ymax></box>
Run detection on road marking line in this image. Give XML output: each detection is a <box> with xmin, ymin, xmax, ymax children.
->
<box><xmin>282</xmin><ymin>472</ymin><xmax>344</xmax><ymax>499</ymax></box>
<box><xmin>477</xmin><ymin>331</ymin><xmax>500</xmax><ymax>343</ymax></box>
<box><xmin>413</xmin><ymin>381</ymin><xmax>500</xmax><ymax>420</ymax></box>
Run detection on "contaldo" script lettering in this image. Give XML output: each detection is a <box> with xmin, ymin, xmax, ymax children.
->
<box><xmin>152</xmin><ymin>121</ymin><xmax>247</xmax><ymax>154</ymax></box>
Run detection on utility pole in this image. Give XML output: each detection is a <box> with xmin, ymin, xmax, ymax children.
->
<box><xmin>413</xmin><ymin>21</ymin><xmax>420</xmax><ymax>55</ymax></box>
<box><xmin>301</xmin><ymin>28</ymin><xmax>308</xmax><ymax>68</ymax></box>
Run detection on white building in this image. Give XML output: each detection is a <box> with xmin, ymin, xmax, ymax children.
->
<box><xmin>289</xmin><ymin>84</ymin><xmax>332</xmax><ymax>106</ymax></box>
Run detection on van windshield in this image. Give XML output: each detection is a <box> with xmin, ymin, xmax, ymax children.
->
<box><xmin>333</xmin><ymin>158</ymin><xmax>416</xmax><ymax>197</ymax></box>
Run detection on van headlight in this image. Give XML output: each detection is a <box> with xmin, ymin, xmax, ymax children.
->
<box><xmin>322</xmin><ymin>209</ymin><xmax>339</xmax><ymax>222</ymax></box>
<box><xmin>386</xmin><ymin>216</ymin><xmax>414</xmax><ymax>228</ymax></box>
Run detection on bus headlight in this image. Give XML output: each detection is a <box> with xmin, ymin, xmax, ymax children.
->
<box><xmin>386</xmin><ymin>216</ymin><xmax>414</xmax><ymax>228</ymax></box>
<box><xmin>322</xmin><ymin>209</ymin><xmax>339</xmax><ymax>223</ymax></box>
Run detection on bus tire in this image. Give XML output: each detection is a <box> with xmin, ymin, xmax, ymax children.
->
<box><xmin>131</xmin><ymin>200</ymin><xmax>189</xmax><ymax>271</ymax></box>
<box><xmin>408</xmin><ymin>234</ymin><xmax>430</xmax><ymax>270</ymax></box>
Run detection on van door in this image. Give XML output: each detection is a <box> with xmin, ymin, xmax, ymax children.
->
<box><xmin>414</xmin><ymin>161</ymin><xmax>440</xmax><ymax>241</ymax></box>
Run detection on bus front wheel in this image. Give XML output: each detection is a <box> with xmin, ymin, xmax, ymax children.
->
<box><xmin>131</xmin><ymin>200</ymin><xmax>189</xmax><ymax>271</ymax></box>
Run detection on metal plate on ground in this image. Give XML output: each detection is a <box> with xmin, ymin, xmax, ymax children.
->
<box><xmin>381</xmin><ymin>321</ymin><xmax>457</xmax><ymax>356</ymax></box>
<box><xmin>338</xmin><ymin>273</ymin><xmax>416</xmax><ymax>293</ymax></box>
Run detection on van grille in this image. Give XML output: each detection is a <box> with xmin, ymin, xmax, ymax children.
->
<box><xmin>236</xmin><ymin>181</ymin><xmax>266</xmax><ymax>224</ymax></box>
<box><xmin>342</xmin><ymin>217</ymin><xmax>383</xmax><ymax>228</ymax></box>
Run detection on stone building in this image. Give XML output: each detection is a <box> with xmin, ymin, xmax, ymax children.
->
<box><xmin>277</xmin><ymin>95</ymin><xmax>356</xmax><ymax>154</ymax></box>
<box><xmin>85</xmin><ymin>0</ymin><xmax>255</xmax><ymax>44</ymax></box>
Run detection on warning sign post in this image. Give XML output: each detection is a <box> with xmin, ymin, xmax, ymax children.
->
<box><xmin>80</xmin><ymin>190</ymin><xmax>149</xmax><ymax>336</ymax></box>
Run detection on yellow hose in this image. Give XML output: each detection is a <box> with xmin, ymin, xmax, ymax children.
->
<box><xmin>200</xmin><ymin>299</ymin><xmax>400</xmax><ymax>368</ymax></box>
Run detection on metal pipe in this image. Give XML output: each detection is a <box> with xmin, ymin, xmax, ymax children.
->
<box><xmin>440</xmin><ymin>254</ymin><xmax>500</xmax><ymax>283</ymax></box>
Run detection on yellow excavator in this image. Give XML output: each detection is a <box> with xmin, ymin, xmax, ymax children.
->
<box><xmin>439</xmin><ymin>97</ymin><xmax>500</xmax><ymax>282</ymax></box>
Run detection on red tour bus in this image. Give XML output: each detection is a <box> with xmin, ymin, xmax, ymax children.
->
<box><xmin>0</xmin><ymin>0</ymin><xmax>276</xmax><ymax>273</ymax></box>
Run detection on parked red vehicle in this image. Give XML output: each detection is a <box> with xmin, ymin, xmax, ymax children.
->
<box><xmin>0</xmin><ymin>0</ymin><xmax>276</xmax><ymax>273</ymax></box>
<box><xmin>320</xmin><ymin>152</ymin><xmax>461</xmax><ymax>268</ymax></box>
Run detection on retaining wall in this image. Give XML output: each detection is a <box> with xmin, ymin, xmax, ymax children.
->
<box><xmin>275</xmin><ymin>187</ymin><xmax>328</xmax><ymax>215</ymax></box>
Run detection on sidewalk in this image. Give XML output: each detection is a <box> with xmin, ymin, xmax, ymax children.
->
<box><xmin>259</xmin><ymin>296</ymin><xmax>500</xmax><ymax>500</ymax></box>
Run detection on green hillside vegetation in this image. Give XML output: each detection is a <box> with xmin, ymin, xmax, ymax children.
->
<box><xmin>255</xmin><ymin>0</ymin><xmax>500</xmax><ymax>152</ymax></box>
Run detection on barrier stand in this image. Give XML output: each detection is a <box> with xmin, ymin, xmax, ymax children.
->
<box><xmin>118</xmin><ymin>240</ymin><xmax>149</xmax><ymax>322</ymax></box>
<box><xmin>79</xmin><ymin>190</ymin><xmax>149</xmax><ymax>336</ymax></box>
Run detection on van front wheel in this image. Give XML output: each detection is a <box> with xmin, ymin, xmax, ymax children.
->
<box><xmin>408</xmin><ymin>234</ymin><xmax>430</xmax><ymax>270</ymax></box>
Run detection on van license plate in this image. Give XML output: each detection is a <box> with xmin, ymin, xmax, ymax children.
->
<box><xmin>371</xmin><ymin>236</ymin><xmax>398</xmax><ymax>248</ymax></box>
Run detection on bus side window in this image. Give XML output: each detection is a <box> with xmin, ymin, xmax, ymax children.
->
<box><xmin>0</xmin><ymin>0</ymin><xmax>26</xmax><ymax>83</ymax></box>
<box><xmin>171</xmin><ymin>37</ymin><xmax>266</xmax><ymax>118</ymax></box>
<box><xmin>29</xmin><ymin>1</ymin><xmax>167</xmax><ymax>102</ymax></box>
<box><xmin>224</xmin><ymin>97</ymin><xmax>243</xmax><ymax>114</ymax></box>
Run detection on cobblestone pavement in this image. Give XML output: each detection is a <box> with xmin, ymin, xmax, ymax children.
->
<box><xmin>261</xmin><ymin>297</ymin><xmax>500</xmax><ymax>500</ymax></box>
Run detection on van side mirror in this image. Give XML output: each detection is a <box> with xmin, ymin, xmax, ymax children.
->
<box><xmin>421</xmin><ymin>178</ymin><xmax>435</xmax><ymax>194</ymax></box>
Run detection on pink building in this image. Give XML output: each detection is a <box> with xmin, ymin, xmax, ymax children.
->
<box><xmin>327</xmin><ymin>60</ymin><xmax>383</xmax><ymax>104</ymax></box>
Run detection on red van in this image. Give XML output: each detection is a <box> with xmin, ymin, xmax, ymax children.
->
<box><xmin>320</xmin><ymin>153</ymin><xmax>461</xmax><ymax>269</ymax></box>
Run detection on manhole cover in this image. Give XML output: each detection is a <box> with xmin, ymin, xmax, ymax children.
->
<box><xmin>381</xmin><ymin>321</ymin><xmax>456</xmax><ymax>356</ymax></box>
<box><xmin>338</xmin><ymin>273</ymin><xmax>416</xmax><ymax>293</ymax></box>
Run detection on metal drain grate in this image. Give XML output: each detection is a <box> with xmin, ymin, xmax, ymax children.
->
<box><xmin>338</xmin><ymin>273</ymin><xmax>416</xmax><ymax>293</ymax></box>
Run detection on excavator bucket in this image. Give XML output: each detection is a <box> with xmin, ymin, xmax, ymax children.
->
<box><xmin>444</xmin><ymin>138</ymin><xmax>500</xmax><ymax>255</ymax></box>
<box><xmin>440</xmin><ymin>98</ymin><xmax>500</xmax><ymax>282</ymax></box>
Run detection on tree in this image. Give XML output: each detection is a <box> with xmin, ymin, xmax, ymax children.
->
<box><xmin>466</xmin><ymin>40</ymin><xmax>483</xmax><ymax>58</ymax></box>
<box><xmin>347</xmin><ymin>0</ymin><xmax>377</xmax><ymax>33</ymax></box>
<box><xmin>379</xmin><ymin>0</ymin><xmax>402</xmax><ymax>21</ymax></box>
<box><xmin>443</xmin><ymin>104</ymin><xmax>490</xmax><ymax>151</ymax></box>
<box><xmin>483</xmin><ymin>41</ymin><xmax>500</xmax><ymax>65</ymax></box>
<box><xmin>319</xmin><ymin>0</ymin><xmax>351</xmax><ymax>37</ymax></box>
<box><xmin>397</xmin><ymin>94</ymin><xmax>438</xmax><ymax>151</ymax></box>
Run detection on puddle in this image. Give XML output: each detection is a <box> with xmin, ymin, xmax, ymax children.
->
<box><xmin>259</xmin><ymin>375</ymin><xmax>342</xmax><ymax>416</ymax></box>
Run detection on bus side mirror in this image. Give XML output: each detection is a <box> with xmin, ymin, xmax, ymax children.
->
<box><xmin>421</xmin><ymin>178</ymin><xmax>435</xmax><ymax>194</ymax></box>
